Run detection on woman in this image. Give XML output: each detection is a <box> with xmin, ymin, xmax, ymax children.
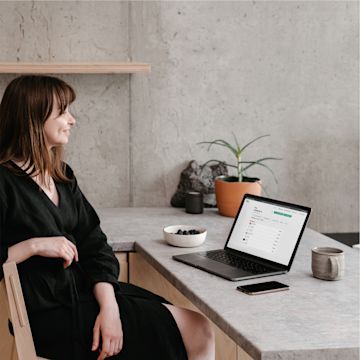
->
<box><xmin>0</xmin><ymin>75</ymin><xmax>215</xmax><ymax>360</ymax></box>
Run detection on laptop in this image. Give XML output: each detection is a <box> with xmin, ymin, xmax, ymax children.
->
<box><xmin>173</xmin><ymin>194</ymin><xmax>311</xmax><ymax>281</ymax></box>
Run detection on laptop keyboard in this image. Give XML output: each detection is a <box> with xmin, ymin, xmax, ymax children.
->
<box><xmin>200</xmin><ymin>250</ymin><xmax>273</xmax><ymax>274</ymax></box>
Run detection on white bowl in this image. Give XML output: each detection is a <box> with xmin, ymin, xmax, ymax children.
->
<box><xmin>163</xmin><ymin>225</ymin><xmax>207</xmax><ymax>248</ymax></box>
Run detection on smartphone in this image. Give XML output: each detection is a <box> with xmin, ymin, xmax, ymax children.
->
<box><xmin>237</xmin><ymin>281</ymin><xmax>289</xmax><ymax>295</ymax></box>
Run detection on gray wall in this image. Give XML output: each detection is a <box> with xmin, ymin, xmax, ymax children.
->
<box><xmin>0</xmin><ymin>1</ymin><xmax>358</xmax><ymax>233</ymax></box>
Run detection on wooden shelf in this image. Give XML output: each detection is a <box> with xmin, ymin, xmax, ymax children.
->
<box><xmin>0</xmin><ymin>62</ymin><xmax>150</xmax><ymax>74</ymax></box>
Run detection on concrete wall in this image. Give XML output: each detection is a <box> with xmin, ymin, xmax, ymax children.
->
<box><xmin>0</xmin><ymin>1</ymin><xmax>358</xmax><ymax>233</ymax></box>
<box><xmin>0</xmin><ymin>1</ymin><xmax>130</xmax><ymax>207</ymax></box>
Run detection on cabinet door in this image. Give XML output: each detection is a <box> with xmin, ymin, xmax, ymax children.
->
<box><xmin>115</xmin><ymin>253</ymin><xmax>128</xmax><ymax>283</ymax></box>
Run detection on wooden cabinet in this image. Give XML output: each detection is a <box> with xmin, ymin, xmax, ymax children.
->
<box><xmin>115</xmin><ymin>252</ymin><xmax>129</xmax><ymax>283</ymax></box>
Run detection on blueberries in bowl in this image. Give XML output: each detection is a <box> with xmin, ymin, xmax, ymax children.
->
<box><xmin>175</xmin><ymin>229</ymin><xmax>201</xmax><ymax>235</ymax></box>
<box><xmin>164</xmin><ymin>225</ymin><xmax>207</xmax><ymax>247</ymax></box>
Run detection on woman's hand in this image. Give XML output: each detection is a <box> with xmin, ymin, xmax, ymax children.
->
<box><xmin>92</xmin><ymin>305</ymin><xmax>123</xmax><ymax>359</ymax></box>
<box><xmin>31</xmin><ymin>236</ymin><xmax>79</xmax><ymax>268</ymax></box>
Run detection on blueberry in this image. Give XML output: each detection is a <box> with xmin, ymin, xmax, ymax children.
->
<box><xmin>174</xmin><ymin>229</ymin><xmax>202</xmax><ymax>235</ymax></box>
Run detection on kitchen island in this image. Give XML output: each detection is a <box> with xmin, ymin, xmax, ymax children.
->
<box><xmin>97</xmin><ymin>207</ymin><xmax>359</xmax><ymax>360</ymax></box>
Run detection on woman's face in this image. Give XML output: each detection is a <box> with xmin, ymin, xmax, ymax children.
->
<box><xmin>43</xmin><ymin>99</ymin><xmax>76</xmax><ymax>149</ymax></box>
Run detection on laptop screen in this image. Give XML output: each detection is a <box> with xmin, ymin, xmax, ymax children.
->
<box><xmin>226</xmin><ymin>197</ymin><xmax>309</xmax><ymax>266</ymax></box>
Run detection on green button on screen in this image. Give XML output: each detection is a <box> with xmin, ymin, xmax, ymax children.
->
<box><xmin>274</xmin><ymin>211</ymin><xmax>292</xmax><ymax>218</ymax></box>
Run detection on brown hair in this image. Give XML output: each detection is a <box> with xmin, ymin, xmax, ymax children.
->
<box><xmin>0</xmin><ymin>75</ymin><xmax>76</xmax><ymax>184</ymax></box>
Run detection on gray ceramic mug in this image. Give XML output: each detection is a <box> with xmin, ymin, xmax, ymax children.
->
<box><xmin>311</xmin><ymin>247</ymin><xmax>345</xmax><ymax>280</ymax></box>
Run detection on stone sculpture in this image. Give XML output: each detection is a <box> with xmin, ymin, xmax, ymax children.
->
<box><xmin>171</xmin><ymin>160</ymin><xmax>228</xmax><ymax>207</ymax></box>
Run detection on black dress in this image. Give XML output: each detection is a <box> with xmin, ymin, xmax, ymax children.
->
<box><xmin>0</xmin><ymin>162</ymin><xmax>187</xmax><ymax>360</ymax></box>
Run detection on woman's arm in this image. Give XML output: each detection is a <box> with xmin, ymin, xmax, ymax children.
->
<box><xmin>6</xmin><ymin>239</ymin><xmax>36</xmax><ymax>264</ymax></box>
<box><xmin>65</xmin><ymin>165</ymin><xmax>122</xmax><ymax>358</ymax></box>
<box><xmin>92</xmin><ymin>282</ymin><xmax>123</xmax><ymax>360</ymax></box>
<box><xmin>93</xmin><ymin>282</ymin><xmax>118</xmax><ymax>309</ymax></box>
<box><xmin>6</xmin><ymin>236</ymin><xmax>78</xmax><ymax>268</ymax></box>
<box><xmin>68</xmin><ymin>164</ymin><xmax>120</xmax><ymax>289</ymax></box>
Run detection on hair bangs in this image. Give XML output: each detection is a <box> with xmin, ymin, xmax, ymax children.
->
<box><xmin>53</xmin><ymin>80</ymin><xmax>76</xmax><ymax>114</ymax></box>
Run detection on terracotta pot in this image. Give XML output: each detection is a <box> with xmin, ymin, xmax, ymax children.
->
<box><xmin>215</xmin><ymin>176</ymin><xmax>261</xmax><ymax>217</ymax></box>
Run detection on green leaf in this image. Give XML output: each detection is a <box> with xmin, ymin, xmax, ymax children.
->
<box><xmin>200</xmin><ymin>159</ymin><xmax>222</xmax><ymax>167</ymax></box>
<box><xmin>239</xmin><ymin>134</ymin><xmax>270</xmax><ymax>154</ymax></box>
<box><xmin>238</xmin><ymin>157</ymin><xmax>282</xmax><ymax>164</ymax></box>
<box><xmin>241</xmin><ymin>161</ymin><xmax>279</xmax><ymax>184</ymax></box>
<box><xmin>198</xmin><ymin>140</ymin><xmax>238</xmax><ymax>157</ymax></box>
<box><xmin>225</xmin><ymin>164</ymin><xmax>238</xmax><ymax>169</ymax></box>
<box><xmin>258</xmin><ymin>182</ymin><xmax>270</xmax><ymax>196</ymax></box>
<box><xmin>231</xmin><ymin>132</ymin><xmax>241</xmax><ymax>155</ymax></box>
<box><xmin>199</xmin><ymin>159</ymin><xmax>230</xmax><ymax>175</ymax></box>
<box><xmin>199</xmin><ymin>134</ymin><xmax>281</xmax><ymax>185</ymax></box>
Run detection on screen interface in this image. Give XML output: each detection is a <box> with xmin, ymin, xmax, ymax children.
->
<box><xmin>226</xmin><ymin>198</ymin><xmax>308</xmax><ymax>266</ymax></box>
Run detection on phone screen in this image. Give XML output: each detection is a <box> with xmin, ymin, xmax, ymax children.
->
<box><xmin>237</xmin><ymin>281</ymin><xmax>289</xmax><ymax>295</ymax></box>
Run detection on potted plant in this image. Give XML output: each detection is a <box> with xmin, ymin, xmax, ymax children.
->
<box><xmin>199</xmin><ymin>134</ymin><xmax>281</xmax><ymax>217</ymax></box>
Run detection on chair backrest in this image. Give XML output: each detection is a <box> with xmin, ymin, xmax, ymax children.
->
<box><xmin>1</xmin><ymin>262</ymin><xmax>47</xmax><ymax>360</ymax></box>
<box><xmin>0</xmin><ymin>272</ymin><xmax>17</xmax><ymax>359</ymax></box>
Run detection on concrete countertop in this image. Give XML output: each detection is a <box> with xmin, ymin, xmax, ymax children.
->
<box><xmin>97</xmin><ymin>207</ymin><xmax>360</xmax><ymax>360</ymax></box>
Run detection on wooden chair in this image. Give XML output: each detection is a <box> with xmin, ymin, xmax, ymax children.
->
<box><xmin>0</xmin><ymin>262</ymin><xmax>48</xmax><ymax>360</ymax></box>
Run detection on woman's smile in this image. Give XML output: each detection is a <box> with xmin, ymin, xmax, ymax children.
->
<box><xmin>44</xmin><ymin>101</ymin><xmax>76</xmax><ymax>148</ymax></box>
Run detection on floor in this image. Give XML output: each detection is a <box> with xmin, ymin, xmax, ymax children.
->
<box><xmin>323</xmin><ymin>233</ymin><xmax>359</xmax><ymax>247</ymax></box>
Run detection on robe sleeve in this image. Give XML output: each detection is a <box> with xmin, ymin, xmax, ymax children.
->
<box><xmin>68</xmin><ymin>165</ymin><xmax>120</xmax><ymax>290</ymax></box>
<box><xmin>0</xmin><ymin>190</ymin><xmax>8</xmax><ymax>280</ymax></box>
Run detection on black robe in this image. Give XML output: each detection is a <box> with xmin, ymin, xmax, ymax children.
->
<box><xmin>0</xmin><ymin>162</ymin><xmax>187</xmax><ymax>360</ymax></box>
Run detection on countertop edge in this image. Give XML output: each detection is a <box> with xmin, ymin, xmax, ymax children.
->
<box><xmin>109</xmin><ymin>241</ymin><xmax>135</xmax><ymax>252</ymax></box>
<box><xmin>262</xmin><ymin>347</ymin><xmax>360</xmax><ymax>360</ymax></box>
